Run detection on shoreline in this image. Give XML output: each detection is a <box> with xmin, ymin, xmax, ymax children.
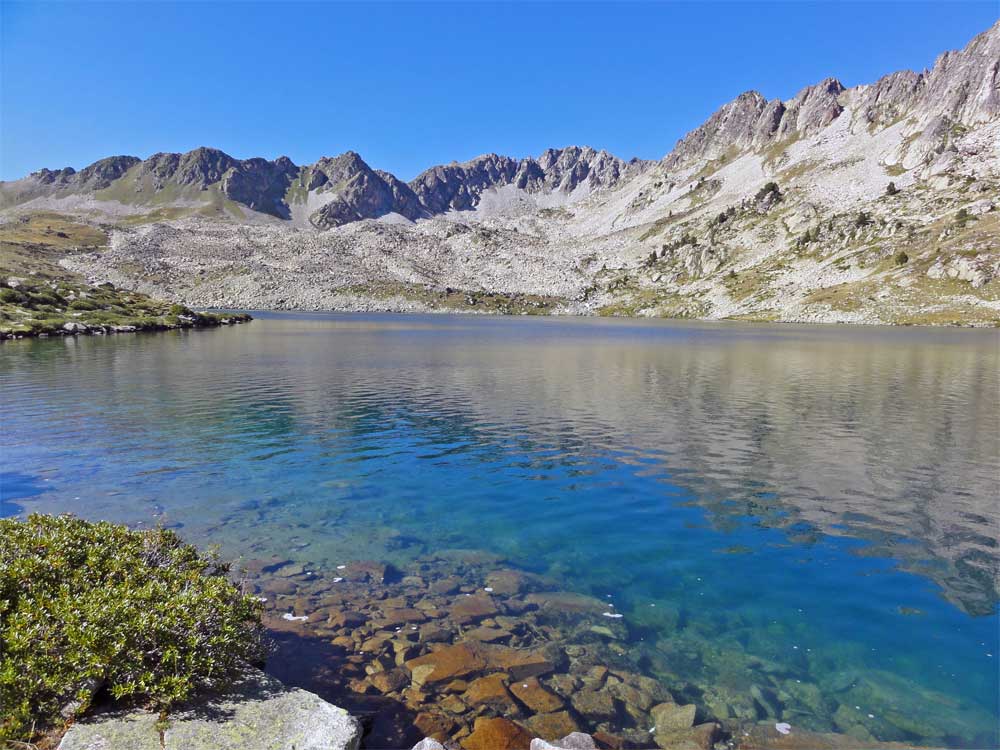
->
<box><xmin>0</xmin><ymin>312</ymin><xmax>252</xmax><ymax>341</ymax></box>
<box><xmin>209</xmin><ymin>303</ymin><xmax>1000</xmax><ymax>330</ymax></box>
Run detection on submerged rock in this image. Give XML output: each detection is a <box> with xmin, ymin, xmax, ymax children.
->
<box><xmin>524</xmin><ymin>711</ymin><xmax>582</xmax><ymax>741</ymax></box>
<box><xmin>463</xmin><ymin>673</ymin><xmax>520</xmax><ymax>713</ymax></box>
<box><xmin>654</xmin><ymin>722</ymin><xmax>719</xmax><ymax>750</ymax></box>
<box><xmin>570</xmin><ymin>688</ymin><xmax>617</xmax><ymax>721</ymax></box>
<box><xmin>510</xmin><ymin>676</ymin><xmax>564</xmax><ymax>713</ymax></box>
<box><xmin>406</xmin><ymin>643</ymin><xmax>490</xmax><ymax>685</ymax></box>
<box><xmin>461</xmin><ymin>716</ymin><xmax>534</xmax><ymax>750</ymax></box>
<box><xmin>651</xmin><ymin>701</ymin><xmax>697</xmax><ymax>731</ymax></box>
<box><xmin>450</xmin><ymin>594</ymin><xmax>499</xmax><ymax>624</ymax></box>
<box><xmin>57</xmin><ymin>668</ymin><xmax>361</xmax><ymax>750</ymax></box>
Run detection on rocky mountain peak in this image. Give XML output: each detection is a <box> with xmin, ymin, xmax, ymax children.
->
<box><xmin>664</xmin><ymin>22</ymin><xmax>999</xmax><ymax>171</ymax></box>
<box><xmin>306</xmin><ymin>152</ymin><xmax>427</xmax><ymax>229</ymax></box>
<box><xmin>408</xmin><ymin>147</ymin><xmax>636</xmax><ymax>213</ymax></box>
<box><xmin>29</xmin><ymin>166</ymin><xmax>77</xmax><ymax>186</ymax></box>
<box><xmin>75</xmin><ymin>156</ymin><xmax>142</xmax><ymax>190</ymax></box>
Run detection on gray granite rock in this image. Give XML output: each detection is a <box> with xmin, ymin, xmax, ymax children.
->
<box><xmin>57</xmin><ymin>669</ymin><xmax>360</xmax><ymax>750</ymax></box>
<box><xmin>530</xmin><ymin>732</ymin><xmax>597</xmax><ymax>749</ymax></box>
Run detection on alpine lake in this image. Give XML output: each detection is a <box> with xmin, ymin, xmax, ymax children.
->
<box><xmin>2</xmin><ymin>312</ymin><xmax>997</xmax><ymax>749</ymax></box>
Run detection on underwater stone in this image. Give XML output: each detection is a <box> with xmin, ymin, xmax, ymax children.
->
<box><xmin>461</xmin><ymin>717</ymin><xmax>534</xmax><ymax>750</ymax></box>
<box><xmin>570</xmin><ymin>688</ymin><xmax>617</xmax><ymax>720</ymax></box>
<box><xmin>462</xmin><ymin>673</ymin><xmax>520</xmax><ymax>712</ymax></box>
<box><xmin>651</xmin><ymin>701</ymin><xmax>696</xmax><ymax>731</ymax></box>
<box><xmin>450</xmin><ymin>594</ymin><xmax>499</xmax><ymax>624</ymax></box>
<box><xmin>406</xmin><ymin>643</ymin><xmax>489</xmax><ymax>684</ymax></box>
<box><xmin>510</xmin><ymin>676</ymin><xmax>565</xmax><ymax>713</ymax></box>
<box><xmin>653</xmin><ymin>722</ymin><xmax>719</xmax><ymax>750</ymax></box>
<box><xmin>524</xmin><ymin>711</ymin><xmax>582</xmax><ymax>741</ymax></box>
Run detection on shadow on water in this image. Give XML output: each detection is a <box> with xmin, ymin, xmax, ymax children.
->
<box><xmin>265</xmin><ymin>627</ymin><xmax>422</xmax><ymax>750</ymax></box>
<box><xmin>0</xmin><ymin>471</ymin><xmax>47</xmax><ymax>517</ymax></box>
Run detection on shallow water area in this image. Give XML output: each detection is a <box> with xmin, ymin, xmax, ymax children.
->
<box><xmin>2</xmin><ymin>312</ymin><xmax>998</xmax><ymax>748</ymax></box>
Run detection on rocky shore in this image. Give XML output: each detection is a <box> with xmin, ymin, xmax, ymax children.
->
<box><xmin>237</xmin><ymin>552</ymin><xmax>948</xmax><ymax>750</ymax></box>
<box><xmin>0</xmin><ymin>275</ymin><xmax>252</xmax><ymax>340</ymax></box>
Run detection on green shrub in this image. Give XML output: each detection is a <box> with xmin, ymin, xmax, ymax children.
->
<box><xmin>0</xmin><ymin>288</ymin><xmax>26</xmax><ymax>304</ymax></box>
<box><xmin>755</xmin><ymin>181</ymin><xmax>781</xmax><ymax>202</ymax></box>
<box><xmin>894</xmin><ymin>251</ymin><xmax>909</xmax><ymax>266</ymax></box>
<box><xmin>0</xmin><ymin>514</ymin><xmax>264</xmax><ymax>742</ymax></box>
<box><xmin>68</xmin><ymin>298</ymin><xmax>100</xmax><ymax>311</ymax></box>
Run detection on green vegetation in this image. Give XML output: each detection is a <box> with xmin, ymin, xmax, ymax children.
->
<box><xmin>0</xmin><ymin>212</ymin><xmax>107</xmax><ymax>253</ymax></box>
<box><xmin>754</xmin><ymin>181</ymin><xmax>781</xmax><ymax>203</ymax></box>
<box><xmin>0</xmin><ymin>277</ymin><xmax>251</xmax><ymax>338</ymax></box>
<box><xmin>0</xmin><ymin>212</ymin><xmax>110</xmax><ymax>283</ymax></box>
<box><xmin>340</xmin><ymin>280</ymin><xmax>562</xmax><ymax>315</ymax></box>
<box><xmin>954</xmin><ymin>207</ymin><xmax>975</xmax><ymax>226</ymax></box>
<box><xmin>894</xmin><ymin>251</ymin><xmax>909</xmax><ymax>266</ymax></box>
<box><xmin>0</xmin><ymin>514</ymin><xmax>264</xmax><ymax>743</ymax></box>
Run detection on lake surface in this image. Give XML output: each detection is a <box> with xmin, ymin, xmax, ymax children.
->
<box><xmin>2</xmin><ymin>313</ymin><xmax>998</xmax><ymax>747</ymax></box>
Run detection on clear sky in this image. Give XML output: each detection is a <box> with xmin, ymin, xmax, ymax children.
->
<box><xmin>2</xmin><ymin>1</ymin><xmax>997</xmax><ymax>181</ymax></box>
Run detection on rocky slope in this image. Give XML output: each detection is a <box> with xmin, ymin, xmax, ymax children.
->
<box><xmin>2</xmin><ymin>21</ymin><xmax>999</xmax><ymax>325</ymax></box>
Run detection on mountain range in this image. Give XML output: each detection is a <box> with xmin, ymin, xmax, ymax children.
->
<box><xmin>2</xmin><ymin>20</ymin><xmax>998</xmax><ymax>325</ymax></box>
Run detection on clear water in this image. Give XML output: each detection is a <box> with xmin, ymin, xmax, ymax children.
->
<box><xmin>2</xmin><ymin>313</ymin><xmax>998</xmax><ymax>746</ymax></box>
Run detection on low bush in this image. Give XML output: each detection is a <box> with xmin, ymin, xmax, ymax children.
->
<box><xmin>0</xmin><ymin>288</ymin><xmax>26</xmax><ymax>304</ymax></box>
<box><xmin>68</xmin><ymin>298</ymin><xmax>101</xmax><ymax>311</ymax></box>
<box><xmin>755</xmin><ymin>181</ymin><xmax>781</xmax><ymax>202</ymax></box>
<box><xmin>0</xmin><ymin>514</ymin><xmax>264</xmax><ymax>742</ymax></box>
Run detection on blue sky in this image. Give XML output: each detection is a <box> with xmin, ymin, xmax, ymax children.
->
<box><xmin>2</xmin><ymin>1</ymin><xmax>996</xmax><ymax>181</ymax></box>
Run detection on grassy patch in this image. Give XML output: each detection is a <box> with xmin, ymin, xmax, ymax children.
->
<box><xmin>0</xmin><ymin>212</ymin><xmax>110</xmax><ymax>283</ymax></box>
<box><xmin>339</xmin><ymin>281</ymin><xmax>564</xmax><ymax>315</ymax></box>
<box><xmin>0</xmin><ymin>212</ymin><xmax>107</xmax><ymax>251</ymax></box>
<box><xmin>761</xmin><ymin>132</ymin><xmax>802</xmax><ymax>170</ymax></box>
<box><xmin>722</xmin><ymin>266</ymin><xmax>776</xmax><ymax>303</ymax></box>
<box><xmin>776</xmin><ymin>159</ymin><xmax>820</xmax><ymax>184</ymax></box>
<box><xmin>805</xmin><ymin>282</ymin><xmax>868</xmax><ymax>312</ymax></box>
<box><xmin>597</xmin><ymin>283</ymin><xmax>707</xmax><ymax>318</ymax></box>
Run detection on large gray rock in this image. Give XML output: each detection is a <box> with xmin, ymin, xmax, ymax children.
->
<box><xmin>530</xmin><ymin>732</ymin><xmax>597</xmax><ymax>749</ymax></box>
<box><xmin>57</xmin><ymin>669</ymin><xmax>361</xmax><ymax>750</ymax></box>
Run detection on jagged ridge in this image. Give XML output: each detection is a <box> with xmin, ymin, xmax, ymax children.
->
<box><xmin>1</xmin><ymin>145</ymin><xmax>641</xmax><ymax>227</ymax></box>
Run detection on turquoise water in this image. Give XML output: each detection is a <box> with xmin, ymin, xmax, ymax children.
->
<box><xmin>2</xmin><ymin>313</ymin><xmax>998</xmax><ymax>746</ymax></box>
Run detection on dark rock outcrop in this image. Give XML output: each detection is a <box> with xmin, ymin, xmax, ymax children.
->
<box><xmin>307</xmin><ymin>152</ymin><xmax>427</xmax><ymax>228</ymax></box>
<box><xmin>409</xmin><ymin>147</ymin><xmax>641</xmax><ymax>213</ymax></box>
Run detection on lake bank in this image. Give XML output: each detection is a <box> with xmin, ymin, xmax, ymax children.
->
<box><xmin>0</xmin><ymin>275</ymin><xmax>251</xmax><ymax>340</ymax></box>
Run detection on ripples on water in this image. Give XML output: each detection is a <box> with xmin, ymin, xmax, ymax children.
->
<box><xmin>2</xmin><ymin>313</ymin><xmax>998</xmax><ymax>746</ymax></box>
